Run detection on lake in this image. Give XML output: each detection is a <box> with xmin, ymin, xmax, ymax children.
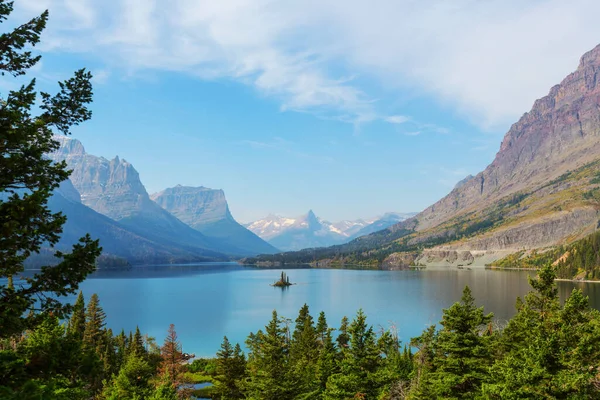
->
<box><xmin>58</xmin><ymin>263</ymin><xmax>600</xmax><ymax>357</ymax></box>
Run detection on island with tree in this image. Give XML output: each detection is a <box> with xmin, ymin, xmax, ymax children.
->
<box><xmin>272</xmin><ymin>271</ymin><xmax>293</xmax><ymax>287</ymax></box>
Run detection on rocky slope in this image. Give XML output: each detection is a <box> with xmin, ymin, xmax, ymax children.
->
<box><xmin>151</xmin><ymin>185</ymin><xmax>277</xmax><ymax>255</ymax></box>
<box><xmin>50</xmin><ymin>137</ymin><xmax>248</xmax><ymax>257</ymax></box>
<box><xmin>246</xmin><ymin>43</ymin><xmax>600</xmax><ymax>267</ymax></box>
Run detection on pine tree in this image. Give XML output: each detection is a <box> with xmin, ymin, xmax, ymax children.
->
<box><xmin>67</xmin><ymin>291</ymin><xmax>86</xmax><ymax>340</ymax></box>
<box><xmin>130</xmin><ymin>326</ymin><xmax>146</xmax><ymax>358</ymax></box>
<box><xmin>159</xmin><ymin>324</ymin><xmax>184</xmax><ymax>387</ymax></box>
<box><xmin>325</xmin><ymin>310</ymin><xmax>381</xmax><ymax>399</ymax></box>
<box><xmin>83</xmin><ymin>293</ymin><xmax>106</xmax><ymax>352</ymax></box>
<box><xmin>316</xmin><ymin>311</ymin><xmax>328</xmax><ymax>344</ymax></box>
<box><xmin>102</xmin><ymin>354</ymin><xmax>154</xmax><ymax>400</ymax></box>
<box><xmin>289</xmin><ymin>304</ymin><xmax>319</xmax><ymax>397</ymax></box>
<box><xmin>245</xmin><ymin>310</ymin><xmax>290</xmax><ymax>399</ymax></box>
<box><xmin>424</xmin><ymin>286</ymin><xmax>493</xmax><ymax>398</ymax></box>
<box><xmin>484</xmin><ymin>265</ymin><xmax>600</xmax><ymax>398</ymax></box>
<box><xmin>0</xmin><ymin>0</ymin><xmax>99</xmax><ymax>339</ymax></box>
<box><xmin>214</xmin><ymin>336</ymin><xmax>246</xmax><ymax>399</ymax></box>
<box><xmin>315</xmin><ymin>326</ymin><xmax>338</xmax><ymax>395</ymax></box>
<box><xmin>336</xmin><ymin>316</ymin><xmax>350</xmax><ymax>352</ymax></box>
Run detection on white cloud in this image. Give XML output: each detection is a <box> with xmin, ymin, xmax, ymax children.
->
<box><xmin>384</xmin><ymin>115</ymin><xmax>410</xmax><ymax>124</ymax></box>
<box><xmin>15</xmin><ymin>0</ymin><xmax>600</xmax><ymax>129</ymax></box>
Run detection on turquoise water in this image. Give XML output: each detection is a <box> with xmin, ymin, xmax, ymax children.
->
<box><xmin>62</xmin><ymin>264</ymin><xmax>599</xmax><ymax>357</ymax></box>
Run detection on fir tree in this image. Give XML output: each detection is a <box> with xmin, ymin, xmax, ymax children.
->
<box><xmin>245</xmin><ymin>310</ymin><xmax>290</xmax><ymax>399</ymax></box>
<box><xmin>101</xmin><ymin>354</ymin><xmax>154</xmax><ymax>400</ymax></box>
<box><xmin>67</xmin><ymin>291</ymin><xmax>86</xmax><ymax>340</ymax></box>
<box><xmin>325</xmin><ymin>310</ymin><xmax>380</xmax><ymax>399</ymax></box>
<box><xmin>214</xmin><ymin>336</ymin><xmax>246</xmax><ymax>399</ymax></box>
<box><xmin>422</xmin><ymin>286</ymin><xmax>493</xmax><ymax>398</ymax></box>
<box><xmin>159</xmin><ymin>324</ymin><xmax>185</xmax><ymax>387</ymax></box>
<box><xmin>0</xmin><ymin>0</ymin><xmax>99</xmax><ymax>339</ymax></box>
<box><xmin>130</xmin><ymin>326</ymin><xmax>146</xmax><ymax>358</ymax></box>
<box><xmin>83</xmin><ymin>293</ymin><xmax>106</xmax><ymax>352</ymax></box>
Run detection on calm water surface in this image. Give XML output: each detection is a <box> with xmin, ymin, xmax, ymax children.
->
<box><xmin>62</xmin><ymin>263</ymin><xmax>600</xmax><ymax>357</ymax></box>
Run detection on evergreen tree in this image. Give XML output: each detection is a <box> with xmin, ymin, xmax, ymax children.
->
<box><xmin>83</xmin><ymin>293</ymin><xmax>106</xmax><ymax>352</ymax></box>
<box><xmin>148</xmin><ymin>374</ymin><xmax>178</xmax><ymax>400</ymax></box>
<box><xmin>101</xmin><ymin>354</ymin><xmax>154</xmax><ymax>400</ymax></box>
<box><xmin>245</xmin><ymin>310</ymin><xmax>291</xmax><ymax>399</ymax></box>
<box><xmin>214</xmin><ymin>336</ymin><xmax>246</xmax><ymax>399</ymax></box>
<box><xmin>67</xmin><ymin>291</ymin><xmax>86</xmax><ymax>340</ymax></box>
<box><xmin>336</xmin><ymin>316</ymin><xmax>350</xmax><ymax>351</ymax></box>
<box><xmin>159</xmin><ymin>324</ymin><xmax>185</xmax><ymax>387</ymax></box>
<box><xmin>315</xmin><ymin>326</ymin><xmax>338</xmax><ymax>395</ymax></box>
<box><xmin>0</xmin><ymin>0</ymin><xmax>99</xmax><ymax>338</ymax></box>
<box><xmin>289</xmin><ymin>304</ymin><xmax>319</xmax><ymax>397</ymax></box>
<box><xmin>315</xmin><ymin>311</ymin><xmax>328</xmax><ymax>344</ymax></box>
<box><xmin>484</xmin><ymin>265</ymin><xmax>600</xmax><ymax>398</ymax></box>
<box><xmin>421</xmin><ymin>286</ymin><xmax>493</xmax><ymax>398</ymax></box>
<box><xmin>325</xmin><ymin>310</ymin><xmax>381</xmax><ymax>399</ymax></box>
<box><xmin>130</xmin><ymin>326</ymin><xmax>146</xmax><ymax>358</ymax></box>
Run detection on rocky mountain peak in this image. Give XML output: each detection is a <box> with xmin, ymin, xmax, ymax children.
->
<box><xmin>416</xmin><ymin>43</ymin><xmax>600</xmax><ymax>231</ymax></box>
<box><xmin>151</xmin><ymin>185</ymin><xmax>233</xmax><ymax>227</ymax></box>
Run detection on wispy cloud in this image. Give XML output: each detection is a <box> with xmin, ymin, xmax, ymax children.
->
<box><xmin>16</xmin><ymin>0</ymin><xmax>600</xmax><ymax>130</ymax></box>
<box><xmin>384</xmin><ymin>115</ymin><xmax>410</xmax><ymax>124</ymax></box>
<box><xmin>237</xmin><ymin>136</ymin><xmax>332</xmax><ymax>163</ymax></box>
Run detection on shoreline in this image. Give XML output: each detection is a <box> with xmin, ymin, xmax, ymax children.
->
<box><xmin>555</xmin><ymin>278</ymin><xmax>600</xmax><ymax>284</ymax></box>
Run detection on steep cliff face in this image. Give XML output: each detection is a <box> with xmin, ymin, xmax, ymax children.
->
<box><xmin>50</xmin><ymin>137</ymin><xmax>246</xmax><ymax>257</ymax></box>
<box><xmin>416</xmin><ymin>44</ymin><xmax>600</xmax><ymax>232</ymax></box>
<box><xmin>43</xmin><ymin>188</ymin><xmax>225</xmax><ymax>265</ymax></box>
<box><xmin>151</xmin><ymin>185</ymin><xmax>278</xmax><ymax>255</ymax></box>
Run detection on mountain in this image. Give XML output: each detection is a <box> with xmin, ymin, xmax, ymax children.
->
<box><xmin>150</xmin><ymin>185</ymin><xmax>278</xmax><ymax>255</ymax></box>
<box><xmin>245</xmin><ymin>211</ymin><xmax>351</xmax><ymax>251</ymax></box>
<box><xmin>50</xmin><ymin>136</ymin><xmax>246</xmax><ymax>257</ymax></box>
<box><xmin>24</xmin><ymin>179</ymin><xmax>226</xmax><ymax>267</ymax></box>
<box><xmin>245</xmin><ymin>211</ymin><xmax>415</xmax><ymax>251</ymax></box>
<box><xmin>245</xmin><ymin>44</ymin><xmax>600</xmax><ymax>268</ymax></box>
<box><xmin>349</xmin><ymin>212</ymin><xmax>417</xmax><ymax>239</ymax></box>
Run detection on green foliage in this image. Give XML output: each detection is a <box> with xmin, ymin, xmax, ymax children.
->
<box><xmin>415</xmin><ymin>287</ymin><xmax>493</xmax><ymax>398</ymax></box>
<box><xmin>102</xmin><ymin>354</ymin><xmax>154</xmax><ymax>400</ymax></box>
<box><xmin>213</xmin><ymin>336</ymin><xmax>246</xmax><ymax>399</ymax></box>
<box><xmin>483</xmin><ymin>265</ymin><xmax>600</xmax><ymax>398</ymax></box>
<box><xmin>493</xmin><ymin>229</ymin><xmax>600</xmax><ymax>280</ymax></box>
<box><xmin>0</xmin><ymin>0</ymin><xmax>100</xmax><ymax>338</ymax></box>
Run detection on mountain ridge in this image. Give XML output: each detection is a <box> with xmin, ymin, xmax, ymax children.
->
<box><xmin>151</xmin><ymin>185</ymin><xmax>278</xmax><ymax>255</ymax></box>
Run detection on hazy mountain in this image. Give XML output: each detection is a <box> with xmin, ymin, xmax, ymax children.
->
<box><xmin>349</xmin><ymin>212</ymin><xmax>417</xmax><ymax>239</ymax></box>
<box><xmin>245</xmin><ymin>210</ymin><xmax>351</xmax><ymax>251</ymax></box>
<box><xmin>50</xmin><ymin>136</ymin><xmax>247</xmax><ymax>257</ymax></box>
<box><xmin>151</xmin><ymin>185</ymin><xmax>278</xmax><ymax>255</ymax></box>
<box><xmin>245</xmin><ymin>44</ymin><xmax>600</xmax><ymax>268</ymax></box>
<box><xmin>245</xmin><ymin>211</ymin><xmax>414</xmax><ymax>251</ymax></box>
<box><xmin>24</xmin><ymin>179</ymin><xmax>227</xmax><ymax>267</ymax></box>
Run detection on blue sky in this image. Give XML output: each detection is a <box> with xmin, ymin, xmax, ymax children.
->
<box><xmin>11</xmin><ymin>0</ymin><xmax>600</xmax><ymax>222</ymax></box>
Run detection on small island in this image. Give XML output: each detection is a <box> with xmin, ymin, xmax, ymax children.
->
<box><xmin>272</xmin><ymin>271</ymin><xmax>293</xmax><ymax>287</ymax></box>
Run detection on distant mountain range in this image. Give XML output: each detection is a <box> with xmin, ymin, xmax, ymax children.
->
<box><xmin>245</xmin><ymin>211</ymin><xmax>416</xmax><ymax>251</ymax></box>
<box><xmin>245</xmin><ymin>44</ymin><xmax>600</xmax><ymax>269</ymax></box>
<box><xmin>46</xmin><ymin>137</ymin><xmax>277</xmax><ymax>265</ymax></box>
<box><xmin>151</xmin><ymin>185</ymin><xmax>277</xmax><ymax>255</ymax></box>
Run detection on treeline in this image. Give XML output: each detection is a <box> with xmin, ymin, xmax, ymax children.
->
<box><xmin>493</xmin><ymin>229</ymin><xmax>600</xmax><ymax>280</ymax></box>
<box><xmin>210</xmin><ymin>265</ymin><xmax>600</xmax><ymax>399</ymax></box>
<box><xmin>0</xmin><ymin>292</ymin><xmax>193</xmax><ymax>399</ymax></box>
